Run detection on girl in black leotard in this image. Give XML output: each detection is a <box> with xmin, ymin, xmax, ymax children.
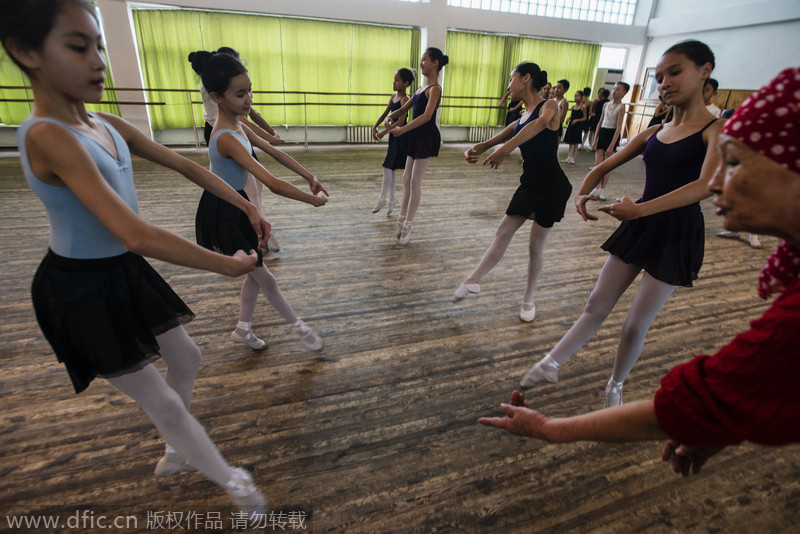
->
<box><xmin>453</xmin><ymin>62</ymin><xmax>570</xmax><ymax>323</ymax></box>
<box><xmin>521</xmin><ymin>41</ymin><xmax>723</xmax><ymax>410</ymax></box>
<box><xmin>384</xmin><ymin>47</ymin><xmax>449</xmax><ymax>245</ymax></box>
<box><xmin>371</xmin><ymin>67</ymin><xmax>415</xmax><ymax>215</ymax></box>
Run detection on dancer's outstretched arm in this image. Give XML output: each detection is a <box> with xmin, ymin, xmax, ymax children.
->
<box><xmin>392</xmin><ymin>85</ymin><xmax>442</xmax><ymax>136</ymax></box>
<box><xmin>101</xmin><ymin>113</ymin><xmax>270</xmax><ymax>250</ymax></box>
<box><xmin>218</xmin><ymin>130</ymin><xmax>327</xmax><ymax>206</ymax></box>
<box><xmin>26</xmin><ymin>121</ymin><xmax>257</xmax><ymax>277</ymax></box>
<box><xmin>242</xmin><ymin>123</ymin><xmax>328</xmax><ymax>197</ymax></box>
<box><xmin>483</xmin><ymin>99</ymin><xmax>558</xmax><ymax>168</ymax></box>
<box><xmin>597</xmin><ymin>119</ymin><xmax>723</xmax><ymax>221</ymax></box>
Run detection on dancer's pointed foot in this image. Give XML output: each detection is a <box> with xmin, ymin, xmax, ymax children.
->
<box><xmin>372</xmin><ymin>197</ymin><xmax>387</xmax><ymax>213</ymax></box>
<box><xmin>520</xmin><ymin>355</ymin><xmax>559</xmax><ymax>387</ymax></box>
<box><xmin>231</xmin><ymin>329</ymin><xmax>267</xmax><ymax>350</ymax></box>
<box><xmin>519</xmin><ymin>302</ymin><xmax>536</xmax><ymax>322</ymax></box>
<box><xmin>154</xmin><ymin>446</ymin><xmax>196</xmax><ymax>476</ymax></box>
<box><xmin>604</xmin><ymin>379</ymin><xmax>624</xmax><ymax>408</ymax></box>
<box><xmin>453</xmin><ymin>282</ymin><xmax>480</xmax><ymax>302</ymax></box>
<box><xmin>398</xmin><ymin>221</ymin><xmax>414</xmax><ymax>245</ymax></box>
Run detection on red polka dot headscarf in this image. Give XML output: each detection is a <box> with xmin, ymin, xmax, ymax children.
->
<box><xmin>723</xmin><ymin>68</ymin><xmax>800</xmax><ymax>298</ymax></box>
<box><xmin>721</xmin><ymin>67</ymin><xmax>800</xmax><ymax>173</ymax></box>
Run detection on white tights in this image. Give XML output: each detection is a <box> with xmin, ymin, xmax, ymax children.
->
<box><xmin>464</xmin><ymin>215</ymin><xmax>551</xmax><ymax>303</ymax></box>
<box><xmin>106</xmin><ymin>326</ymin><xmax>233</xmax><ymax>487</ymax></box>
<box><xmin>379</xmin><ymin>167</ymin><xmax>397</xmax><ymax>202</ymax></box>
<box><xmin>547</xmin><ymin>254</ymin><xmax>677</xmax><ymax>382</ymax></box>
<box><xmin>238</xmin><ymin>265</ymin><xmax>299</xmax><ymax>325</ymax></box>
<box><xmin>397</xmin><ymin>156</ymin><xmax>430</xmax><ymax>224</ymax></box>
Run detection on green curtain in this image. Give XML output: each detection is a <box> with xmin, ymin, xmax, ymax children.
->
<box><xmin>442</xmin><ymin>31</ymin><xmax>507</xmax><ymax>127</ymax></box>
<box><xmin>131</xmin><ymin>9</ymin><xmax>418</xmax><ymax>130</ymax></box>
<box><xmin>443</xmin><ymin>30</ymin><xmax>600</xmax><ymax>126</ymax></box>
<box><xmin>0</xmin><ymin>49</ymin><xmax>120</xmax><ymax>126</ymax></box>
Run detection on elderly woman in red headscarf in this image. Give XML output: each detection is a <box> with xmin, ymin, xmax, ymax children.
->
<box><xmin>479</xmin><ymin>68</ymin><xmax>800</xmax><ymax>475</ymax></box>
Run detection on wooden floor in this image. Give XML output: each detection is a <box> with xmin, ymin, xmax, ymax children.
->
<box><xmin>1</xmin><ymin>144</ymin><xmax>798</xmax><ymax>533</ymax></box>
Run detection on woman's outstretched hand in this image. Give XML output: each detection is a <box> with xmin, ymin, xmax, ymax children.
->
<box><xmin>478</xmin><ymin>390</ymin><xmax>551</xmax><ymax>439</ymax></box>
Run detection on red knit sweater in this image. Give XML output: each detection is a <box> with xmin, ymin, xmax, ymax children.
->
<box><xmin>654</xmin><ymin>278</ymin><xmax>800</xmax><ymax>446</ymax></box>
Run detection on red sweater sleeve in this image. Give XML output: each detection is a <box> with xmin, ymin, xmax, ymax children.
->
<box><xmin>654</xmin><ymin>278</ymin><xmax>800</xmax><ymax>446</ymax></box>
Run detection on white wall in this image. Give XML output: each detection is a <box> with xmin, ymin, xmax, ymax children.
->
<box><xmin>644</xmin><ymin>0</ymin><xmax>800</xmax><ymax>89</ymax></box>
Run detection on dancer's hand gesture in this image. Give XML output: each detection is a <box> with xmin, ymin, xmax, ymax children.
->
<box><xmin>575</xmin><ymin>194</ymin><xmax>598</xmax><ymax>221</ymax></box>
<box><xmin>597</xmin><ymin>197</ymin><xmax>639</xmax><ymax>220</ymax></box>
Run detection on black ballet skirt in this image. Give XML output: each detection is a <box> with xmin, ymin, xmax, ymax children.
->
<box><xmin>31</xmin><ymin>250</ymin><xmax>194</xmax><ymax>394</ymax></box>
<box><xmin>602</xmin><ymin>205</ymin><xmax>704</xmax><ymax>287</ymax></box>
<box><xmin>407</xmin><ymin>86</ymin><xmax>441</xmax><ymax>159</ymax></box>
<box><xmin>383</xmin><ymin>99</ymin><xmax>409</xmax><ymax>170</ymax></box>
<box><xmin>507</xmin><ymin>160</ymin><xmax>573</xmax><ymax>228</ymax></box>
<box><xmin>195</xmin><ymin>189</ymin><xmax>263</xmax><ymax>266</ymax></box>
<box><xmin>563</xmin><ymin>107</ymin><xmax>585</xmax><ymax>144</ymax></box>
<box><xmin>601</xmin><ymin>120</ymin><xmax>717</xmax><ymax>287</ymax></box>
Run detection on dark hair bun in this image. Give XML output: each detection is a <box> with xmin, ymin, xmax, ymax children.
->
<box><xmin>188</xmin><ymin>50</ymin><xmax>213</xmax><ymax>75</ymax></box>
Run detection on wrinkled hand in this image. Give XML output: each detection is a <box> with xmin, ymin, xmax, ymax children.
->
<box><xmin>597</xmin><ymin>196</ymin><xmax>639</xmax><ymax>221</ymax></box>
<box><xmin>478</xmin><ymin>390</ymin><xmax>550</xmax><ymax>439</ymax></box>
<box><xmin>484</xmin><ymin>147</ymin><xmax>509</xmax><ymax>169</ymax></box>
<box><xmin>662</xmin><ymin>440</ymin><xmax>725</xmax><ymax>476</ymax></box>
<box><xmin>227</xmin><ymin>249</ymin><xmax>258</xmax><ymax>277</ymax></box>
<box><xmin>575</xmin><ymin>194</ymin><xmax>598</xmax><ymax>221</ymax></box>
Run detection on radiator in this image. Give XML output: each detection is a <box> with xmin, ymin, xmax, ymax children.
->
<box><xmin>468</xmin><ymin>126</ymin><xmax>493</xmax><ymax>143</ymax></box>
<box><xmin>346</xmin><ymin>126</ymin><xmax>378</xmax><ymax>143</ymax></box>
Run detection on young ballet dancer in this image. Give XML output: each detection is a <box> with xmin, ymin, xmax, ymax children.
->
<box><xmin>554</xmin><ymin>79</ymin><xmax>570</xmax><ymax>144</ymax></box>
<box><xmin>371</xmin><ymin>67</ymin><xmax>415</xmax><ymax>215</ymax></box>
<box><xmin>191</xmin><ymin>47</ymin><xmax>284</xmax><ymax>254</ymax></box>
<box><xmin>192</xmin><ymin>51</ymin><xmax>328</xmax><ymax>351</ymax></box>
<box><xmin>384</xmin><ymin>47</ymin><xmax>449</xmax><ymax>245</ymax></box>
<box><xmin>585</xmin><ymin>87</ymin><xmax>607</xmax><ymax>148</ymax></box>
<box><xmin>1</xmin><ymin>0</ymin><xmax>268</xmax><ymax>515</ymax></box>
<box><xmin>579</xmin><ymin>86</ymin><xmax>592</xmax><ymax>149</ymax></box>
<box><xmin>453</xmin><ymin>63</ymin><xmax>572</xmax><ymax>322</ymax></box>
<box><xmin>589</xmin><ymin>81</ymin><xmax>630</xmax><ymax>200</ymax></box>
<box><xmin>562</xmin><ymin>90</ymin><xmax>587</xmax><ymax>164</ymax></box>
<box><xmin>499</xmin><ymin>86</ymin><xmax>524</xmax><ymax>126</ymax></box>
<box><xmin>520</xmin><ymin>40</ymin><xmax>723</xmax><ymax>408</ymax></box>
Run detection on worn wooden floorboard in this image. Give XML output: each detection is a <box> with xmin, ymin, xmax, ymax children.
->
<box><xmin>1</xmin><ymin>144</ymin><xmax>798</xmax><ymax>533</ymax></box>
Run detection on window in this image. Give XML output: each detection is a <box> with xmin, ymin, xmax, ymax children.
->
<box><xmin>448</xmin><ymin>0</ymin><xmax>637</xmax><ymax>25</ymax></box>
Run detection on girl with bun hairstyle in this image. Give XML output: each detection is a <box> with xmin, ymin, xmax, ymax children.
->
<box><xmin>371</xmin><ymin>67</ymin><xmax>415</xmax><ymax>215</ymax></box>
<box><xmin>521</xmin><ymin>41</ymin><xmax>723</xmax><ymax>409</ymax></box>
<box><xmin>191</xmin><ymin>51</ymin><xmax>328</xmax><ymax>352</ymax></box>
<box><xmin>1</xmin><ymin>0</ymin><xmax>267</xmax><ymax>517</ymax></box>
<box><xmin>383</xmin><ymin>47</ymin><xmax>448</xmax><ymax>244</ymax></box>
<box><xmin>453</xmin><ymin>62</ymin><xmax>572</xmax><ymax>323</ymax></box>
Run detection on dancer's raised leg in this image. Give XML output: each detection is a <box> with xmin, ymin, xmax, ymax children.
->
<box><xmin>454</xmin><ymin>215</ymin><xmax>526</xmax><ymax>300</ymax></box>
<box><xmin>520</xmin><ymin>255</ymin><xmax>641</xmax><ymax>386</ymax></box>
